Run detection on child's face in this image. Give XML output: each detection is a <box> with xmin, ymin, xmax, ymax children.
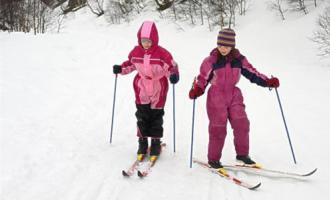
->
<box><xmin>141</xmin><ymin>38</ymin><xmax>152</xmax><ymax>49</ymax></box>
<box><xmin>217</xmin><ymin>46</ymin><xmax>232</xmax><ymax>56</ymax></box>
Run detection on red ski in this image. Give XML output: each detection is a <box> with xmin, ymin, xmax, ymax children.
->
<box><xmin>122</xmin><ymin>154</ymin><xmax>146</xmax><ymax>177</ymax></box>
<box><xmin>223</xmin><ymin>164</ymin><xmax>317</xmax><ymax>178</ymax></box>
<box><xmin>137</xmin><ymin>143</ymin><xmax>166</xmax><ymax>178</ymax></box>
<box><xmin>193</xmin><ymin>159</ymin><xmax>261</xmax><ymax>190</ymax></box>
<box><xmin>123</xmin><ymin>143</ymin><xmax>166</xmax><ymax>178</ymax></box>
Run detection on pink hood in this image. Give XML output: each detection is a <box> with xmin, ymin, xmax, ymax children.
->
<box><xmin>137</xmin><ymin>21</ymin><xmax>159</xmax><ymax>53</ymax></box>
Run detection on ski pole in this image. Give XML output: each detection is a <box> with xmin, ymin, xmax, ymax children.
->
<box><xmin>110</xmin><ymin>74</ymin><xmax>118</xmax><ymax>144</ymax></box>
<box><xmin>172</xmin><ymin>84</ymin><xmax>176</xmax><ymax>153</ymax></box>
<box><xmin>190</xmin><ymin>98</ymin><xmax>196</xmax><ymax>168</ymax></box>
<box><xmin>273</xmin><ymin>87</ymin><xmax>297</xmax><ymax>164</ymax></box>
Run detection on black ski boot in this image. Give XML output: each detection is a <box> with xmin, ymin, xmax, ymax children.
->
<box><xmin>150</xmin><ymin>138</ymin><xmax>161</xmax><ymax>156</ymax></box>
<box><xmin>137</xmin><ymin>137</ymin><xmax>148</xmax><ymax>155</ymax></box>
<box><xmin>236</xmin><ymin>155</ymin><xmax>256</xmax><ymax>165</ymax></box>
<box><xmin>208</xmin><ymin>160</ymin><xmax>223</xmax><ymax>169</ymax></box>
<box><xmin>208</xmin><ymin>160</ymin><xmax>227</xmax><ymax>174</ymax></box>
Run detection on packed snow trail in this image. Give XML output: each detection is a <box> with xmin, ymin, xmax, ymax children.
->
<box><xmin>1</xmin><ymin>2</ymin><xmax>330</xmax><ymax>200</ymax></box>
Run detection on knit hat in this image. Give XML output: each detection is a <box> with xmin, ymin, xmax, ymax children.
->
<box><xmin>217</xmin><ymin>28</ymin><xmax>236</xmax><ymax>48</ymax></box>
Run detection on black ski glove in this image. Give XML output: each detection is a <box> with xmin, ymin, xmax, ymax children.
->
<box><xmin>170</xmin><ymin>74</ymin><xmax>179</xmax><ymax>84</ymax></box>
<box><xmin>113</xmin><ymin>65</ymin><xmax>122</xmax><ymax>74</ymax></box>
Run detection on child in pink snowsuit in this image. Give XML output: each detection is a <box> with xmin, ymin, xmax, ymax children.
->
<box><xmin>113</xmin><ymin>21</ymin><xmax>179</xmax><ymax>156</ymax></box>
<box><xmin>189</xmin><ymin>28</ymin><xmax>279</xmax><ymax>169</ymax></box>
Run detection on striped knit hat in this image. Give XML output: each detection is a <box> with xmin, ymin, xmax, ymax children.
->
<box><xmin>217</xmin><ymin>28</ymin><xmax>236</xmax><ymax>48</ymax></box>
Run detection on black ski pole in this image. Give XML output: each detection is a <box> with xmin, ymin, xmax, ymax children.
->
<box><xmin>172</xmin><ymin>84</ymin><xmax>176</xmax><ymax>153</ymax></box>
<box><xmin>273</xmin><ymin>87</ymin><xmax>297</xmax><ymax>164</ymax></box>
<box><xmin>190</xmin><ymin>98</ymin><xmax>196</xmax><ymax>168</ymax></box>
<box><xmin>110</xmin><ymin>74</ymin><xmax>118</xmax><ymax>144</ymax></box>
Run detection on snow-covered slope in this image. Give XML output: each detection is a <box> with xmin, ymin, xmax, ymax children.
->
<box><xmin>1</xmin><ymin>1</ymin><xmax>330</xmax><ymax>200</ymax></box>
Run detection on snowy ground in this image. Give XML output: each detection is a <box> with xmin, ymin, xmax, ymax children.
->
<box><xmin>1</xmin><ymin>1</ymin><xmax>330</xmax><ymax>200</ymax></box>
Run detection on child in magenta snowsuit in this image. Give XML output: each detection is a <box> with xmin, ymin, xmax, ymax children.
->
<box><xmin>189</xmin><ymin>28</ymin><xmax>279</xmax><ymax>169</ymax></box>
<box><xmin>113</xmin><ymin>21</ymin><xmax>179</xmax><ymax>156</ymax></box>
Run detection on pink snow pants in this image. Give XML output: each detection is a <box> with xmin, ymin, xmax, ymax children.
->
<box><xmin>206</xmin><ymin>86</ymin><xmax>250</xmax><ymax>162</ymax></box>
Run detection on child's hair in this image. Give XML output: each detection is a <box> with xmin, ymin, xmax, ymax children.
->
<box><xmin>217</xmin><ymin>48</ymin><xmax>241</xmax><ymax>61</ymax></box>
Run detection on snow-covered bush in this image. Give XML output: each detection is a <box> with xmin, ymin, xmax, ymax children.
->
<box><xmin>312</xmin><ymin>6</ymin><xmax>330</xmax><ymax>57</ymax></box>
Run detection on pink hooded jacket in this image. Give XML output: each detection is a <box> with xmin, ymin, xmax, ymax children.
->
<box><xmin>196</xmin><ymin>48</ymin><xmax>269</xmax><ymax>91</ymax></box>
<box><xmin>120</xmin><ymin>21</ymin><xmax>179</xmax><ymax>109</ymax></box>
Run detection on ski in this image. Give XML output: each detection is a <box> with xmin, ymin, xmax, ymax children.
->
<box><xmin>137</xmin><ymin>143</ymin><xmax>166</xmax><ymax>178</ymax></box>
<box><xmin>122</xmin><ymin>154</ymin><xmax>146</xmax><ymax>177</ymax></box>
<box><xmin>193</xmin><ymin>160</ymin><xmax>261</xmax><ymax>190</ymax></box>
<box><xmin>223</xmin><ymin>164</ymin><xmax>317</xmax><ymax>178</ymax></box>
<box><xmin>137</xmin><ymin>155</ymin><xmax>159</xmax><ymax>178</ymax></box>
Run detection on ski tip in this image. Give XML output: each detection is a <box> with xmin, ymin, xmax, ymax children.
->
<box><xmin>249</xmin><ymin>182</ymin><xmax>262</xmax><ymax>190</ymax></box>
<box><xmin>137</xmin><ymin>171</ymin><xmax>145</xmax><ymax>178</ymax></box>
<box><xmin>122</xmin><ymin>170</ymin><xmax>130</xmax><ymax>177</ymax></box>
<box><xmin>303</xmin><ymin>168</ymin><xmax>318</xmax><ymax>176</ymax></box>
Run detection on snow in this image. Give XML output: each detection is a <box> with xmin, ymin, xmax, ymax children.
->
<box><xmin>1</xmin><ymin>1</ymin><xmax>330</xmax><ymax>200</ymax></box>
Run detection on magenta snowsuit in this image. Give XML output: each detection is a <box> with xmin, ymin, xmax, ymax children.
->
<box><xmin>196</xmin><ymin>48</ymin><xmax>269</xmax><ymax>162</ymax></box>
<box><xmin>120</xmin><ymin>21</ymin><xmax>179</xmax><ymax>138</ymax></box>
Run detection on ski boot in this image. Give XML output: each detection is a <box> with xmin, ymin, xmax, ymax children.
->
<box><xmin>236</xmin><ymin>155</ymin><xmax>261</xmax><ymax>168</ymax></box>
<box><xmin>208</xmin><ymin>160</ymin><xmax>227</xmax><ymax>175</ymax></box>
<box><xmin>137</xmin><ymin>137</ymin><xmax>148</xmax><ymax>161</ymax></box>
<box><xmin>149</xmin><ymin>138</ymin><xmax>161</xmax><ymax>162</ymax></box>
